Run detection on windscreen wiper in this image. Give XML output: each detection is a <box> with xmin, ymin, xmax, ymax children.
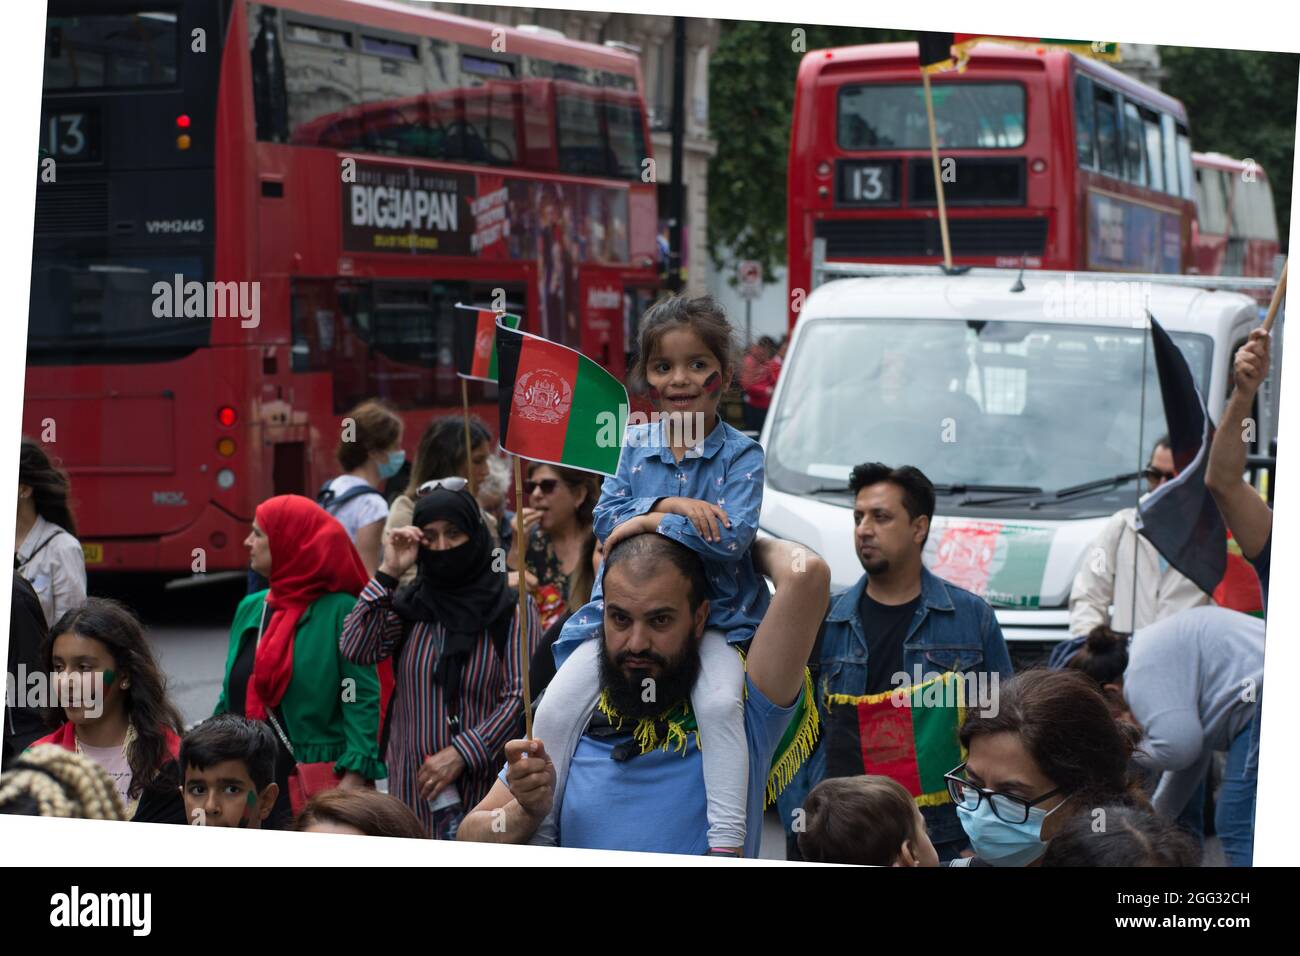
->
<box><xmin>934</xmin><ymin>483</ymin><xmax>1042</xmax><ymax>496</ymax></box>
<box><xmin>804</xmin><ymin>486</ymin><xmax>852</xmax><ymax>496</ymax></box>
<box><xmin>955</xmin><ymin>486</ymin><xmax>1046</xmax><ymax>507</ymax></box>
<box><xmin>1053</xmin><ymin>471</ymin><xmax>1144</xmax><ymax>500</ymax></box>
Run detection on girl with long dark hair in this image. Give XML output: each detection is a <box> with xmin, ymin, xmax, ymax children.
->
<box><xmin>29</xmin><ymin>598</ymin><xmax>186</xmax><ymax>823</ymax></box>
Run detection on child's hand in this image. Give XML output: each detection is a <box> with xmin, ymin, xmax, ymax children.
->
<box><xmin>604</xmin><ymin>514</ymin><xmax>662</xmax><ymax>552</ymax></box>
<box><xmin>659</xmin><ymin>497</ymin><xmax>731</xmax><ymax>543</ymax></box>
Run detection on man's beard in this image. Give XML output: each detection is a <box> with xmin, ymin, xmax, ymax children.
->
<box><xmin>860</xmin><ymin>553</ymin><xmax>891</xmax><ymax>576</ymax></box>
<box><xmin>599</xmin><ymin>636</ymin><xmax>702</xmax><ymax>720</ymax></box>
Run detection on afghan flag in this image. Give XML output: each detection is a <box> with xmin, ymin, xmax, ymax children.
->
<box><xmin>1137</xmin><ymin>316</ymin><xmax>1226</xmax><ymax>596</ymax></box>
<box><xmin>495</xmin><ymin>318</ymin><xmax>627</xmax><ymax>477</ymax></box>
<box><xmin>824</xmin><ymin>672</ymin><xmax>968</xmax><ymax>807</ymax></box>
<box><xmin>919</xmin><ymin>32</ymin><xmax>1120</xmax><ymax>73</ymax></box>
<box><xmin>454</xmin><ymin>305</ymin><xmax>521</xmax><ymax>383</ymax></box>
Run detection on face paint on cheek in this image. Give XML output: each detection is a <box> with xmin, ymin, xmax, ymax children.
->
<box><xmin>99</xmin><ymin>669</ymin><xmax>116</xmax><ymax>704</ymax></box>
<box><xmin>703</xmin><ymin>371</ymin><xmax>722</xmax><ymax>394</ymax></box>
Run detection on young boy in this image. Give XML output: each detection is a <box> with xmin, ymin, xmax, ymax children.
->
<box><xmin>179</xmin><ymin>714</ymin><xmax>280</xmax><ymax>829</ymax></box>
<box><xmin>798</xmin><ymin>776</ymin><xmax>940</xmax><ymax>867</ymax></box>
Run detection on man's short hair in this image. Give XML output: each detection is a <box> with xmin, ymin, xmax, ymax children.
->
<box><xmin>601</xmin><ymin>533</ymin><xmax>709</xmax><ymax>612</ymax></box>
<box><xmin>1151</xmin><ymin>434</ymin><xmax>1171</xmax><ymax>459</ymax></box>
<box><xmin>180</xmin><ymin>713</ymin><xmax>279</xmax><ymax>792</ymax></box>
<box><xmin>848</xmin><ymin>462</ymin><xmax>936</xmax><ymax>527</ymax></box>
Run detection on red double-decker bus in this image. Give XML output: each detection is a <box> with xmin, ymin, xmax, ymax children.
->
<box><xmin>1191</xmin><ymin>151</ymin><xmax>1281</xmax><ymax>280</ymax></box>
<box><xmin>27</xmin><ymin>0</ymin><xmax>659</xmax><ymax>574</ymax></box>
<box><xmin>787</xmin><ymin>41</ymin><xmax>1197</xmax><ymax>326</ymax></box>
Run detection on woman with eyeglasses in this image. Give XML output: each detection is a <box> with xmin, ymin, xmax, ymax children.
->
<box><xmin>944</xmin><ymin>669</ymin><xmax>1147</xmax><ymax>867</ymax></box>
<box><xmin>339</xmin><ymin>479</ymin><xmax>540</xmax><ymax>839</ymax></box>
<box><xmin>383</xmin><ymin>415</ymin><xmax>494</xmax><ymax>588</ymax></box>
<box><xmin>506</xmin><ymin>463</ymin><xmax>601</xmax><ymax>633</ymax></box>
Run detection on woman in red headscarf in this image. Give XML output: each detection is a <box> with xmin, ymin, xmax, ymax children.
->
<box><xmin>214</xmin><ymin>495</ymin><xmax>386</xmax><ymax>828</ymax></box>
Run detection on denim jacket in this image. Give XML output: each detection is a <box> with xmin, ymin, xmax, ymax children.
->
<box><xmin>780</xmin><ymin>566</ymin><xmax>1013</xmax><ymax>850</ymax></box>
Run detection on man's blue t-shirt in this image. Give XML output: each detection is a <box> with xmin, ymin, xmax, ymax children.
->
<box><xmin>552</xmin><ymin>675</ymin><xmax>796</xmax><ymax>857</ymax></box>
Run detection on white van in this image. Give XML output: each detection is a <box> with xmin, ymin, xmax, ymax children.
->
<box><xmin>758</xmin><ymin>262</ymin><xmax>1281</xmax><ymax>665</ymax></box>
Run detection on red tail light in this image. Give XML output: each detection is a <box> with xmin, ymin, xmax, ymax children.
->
<box><xmin>217</xmin><ymin>406</ymin><xmax>237</xmax><ymax>427</ymax></box>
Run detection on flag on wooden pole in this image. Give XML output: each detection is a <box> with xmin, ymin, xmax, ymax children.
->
<box><xmin>454</xmin><ymin>304</ymin><xmax>521</xmax><ymax>384</ymax></box>
<box><xmin>494</xmin><ymin>318</ymin><xmax>627</xmax><ymax>477</ymax></box>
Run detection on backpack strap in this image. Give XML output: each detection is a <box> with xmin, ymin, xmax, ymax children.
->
<box><xmin>317</xmin><ymin>480</ymin><xmax>385</xmax><ymax>515</ymax></box>
<box><xmin>15</xmin><ymin>528</ymin><xmax>71</xmax><ymax>572</ymax></box>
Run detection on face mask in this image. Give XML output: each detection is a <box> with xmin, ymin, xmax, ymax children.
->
<box><xmin>958</xmin><ymin>797</ymin><xmax>1064</xmax><ymax>867</ymax></box>
<box><xmin>378</xmin><ymin>450</ymin><xmax>405</xmax><ymax>479</ymax></box>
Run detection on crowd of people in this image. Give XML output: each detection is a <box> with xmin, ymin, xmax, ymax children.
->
<box><xmin>0</xmin><ymin>296</ymin><xmax>1276</xmax><ymax>867</ymax></box>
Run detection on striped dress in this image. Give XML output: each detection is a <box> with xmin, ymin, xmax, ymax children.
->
<box><xmin>340</xmin><ymin>576</ymin><xmax>540</xmax><ymax>837</ymax></box>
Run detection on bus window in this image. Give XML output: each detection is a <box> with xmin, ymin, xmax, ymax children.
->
<box><xmin>1176</xmin><ymin>126</ymin><xmax>1193</xmax><ymax>200</ymax></box>
<box><xmin>44</xmin><ymin>11</ymin><xmax>178</xmax><ymax>89</ymax></box>
<box><xmin>606</xmin><ymin>99</ymin><xmax>647</xmax><ymax>179</ymax></box>
<box><xmin>557</xmin><ymin>93</ymin><xmax>606</xmax><ymax>175</ymax></box>
<box><xmin>1196</xmin><ymin>165</ymin><xmax>1228</xmax><ymax>234</ymax></box>
<box><xmin>1122</xmin><ymin>101</ymin><xmax>1146</xmax><ymax>186</ymax></box>
<box><xmin>837</xmin><ymin>83</ymin><xmax>1025</xmax><ymax>149</ymax></box>
<box><xmin>359</xmin><ymin>34</ymin><xmax>426</xmax><ymax>156</ymax></box>
<box><xmin>1074</xmin><ymin>74</ymin><xmax>1095</xmax><ymax>168</ymax></box>
<box><xmin>1234</xmin><ymin>176</ymin><xmax>1279</xmax><ymax>242</ymax></box>
<box><xmin>291</xmin><ymin>279</ymin><xmax>526</xmax><ymax>412</ymax></box>
<box><xmin>283</xmin><ymin>20</ymin><xmax>362</xmax><ymax>147</ymax></box>
<box><xmin>1141</xmin><ymin>108</ymin><xmax>1163</xmax><ymax>192</ymax></box>
<box><xmin>1094</xmin><ymin>87</ymin><xmax>1121</xmax><ymax>177</ymax></box>
<box><xmin>1160</xmin><ymin>114</ymin><xmax>1179</xmax><ymax>197</ymax></box>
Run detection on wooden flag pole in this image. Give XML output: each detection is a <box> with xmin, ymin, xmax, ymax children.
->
<box><xmin>1263</xmin><ymin>259</ymin><xmax>1288</xmax><ymax>333</ymax></box>
<box><xmin>513</xmin><ymin>454</ymin><xmax>533</xmax><ymax>738</ymax></box>
<box><xmin>921</xmin><ymin>69</ymin><xmax>954</xmax><ymax>271</ymax></box>
<box><xmin>461</xmin><ymin>377</ymin><xmax>476</xmax><ymax>497</ymax></box>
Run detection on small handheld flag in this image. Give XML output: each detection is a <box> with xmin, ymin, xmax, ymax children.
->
<box><xmin>454</xmin><ymin>304</ymin><xmax>521</xmax><ymax>384</ymax></box>
<box><xmin>494</xmin><ymin>318</ymin><xmax>627</xmax><ymax>477</ymax></box>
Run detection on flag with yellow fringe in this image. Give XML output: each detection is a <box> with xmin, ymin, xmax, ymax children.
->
<box><xmin>825</xmin><ymin>671</ymin><xmax>968</xmax><ymax>808</ymax></box>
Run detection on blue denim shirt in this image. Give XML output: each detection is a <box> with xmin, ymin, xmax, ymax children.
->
<box><xmin>779</xmin><ymin>566</ymin><xmax>1014</xmax><ymax>849</ymax></box>
<box><xmin>552</xmin><ymin>417</ymin><xmax>770</xmax><ymax>669</ymax></box>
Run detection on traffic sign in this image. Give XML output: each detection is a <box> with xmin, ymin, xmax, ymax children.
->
<box><xmin>737</xmin><ymin>260</ymin><xmax>762</xmax><ymax>300</ymax></box>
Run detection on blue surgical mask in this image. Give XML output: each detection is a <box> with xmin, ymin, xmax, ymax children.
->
<box><xmin>958</xmin><ymin>797</ymin><xmax>1064</xmax><ymax>867</ymax></box>
<box><xmin>378</xmin><ymin>449</ymin><xmax>406</xmax><ymax>480</ymax></box>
